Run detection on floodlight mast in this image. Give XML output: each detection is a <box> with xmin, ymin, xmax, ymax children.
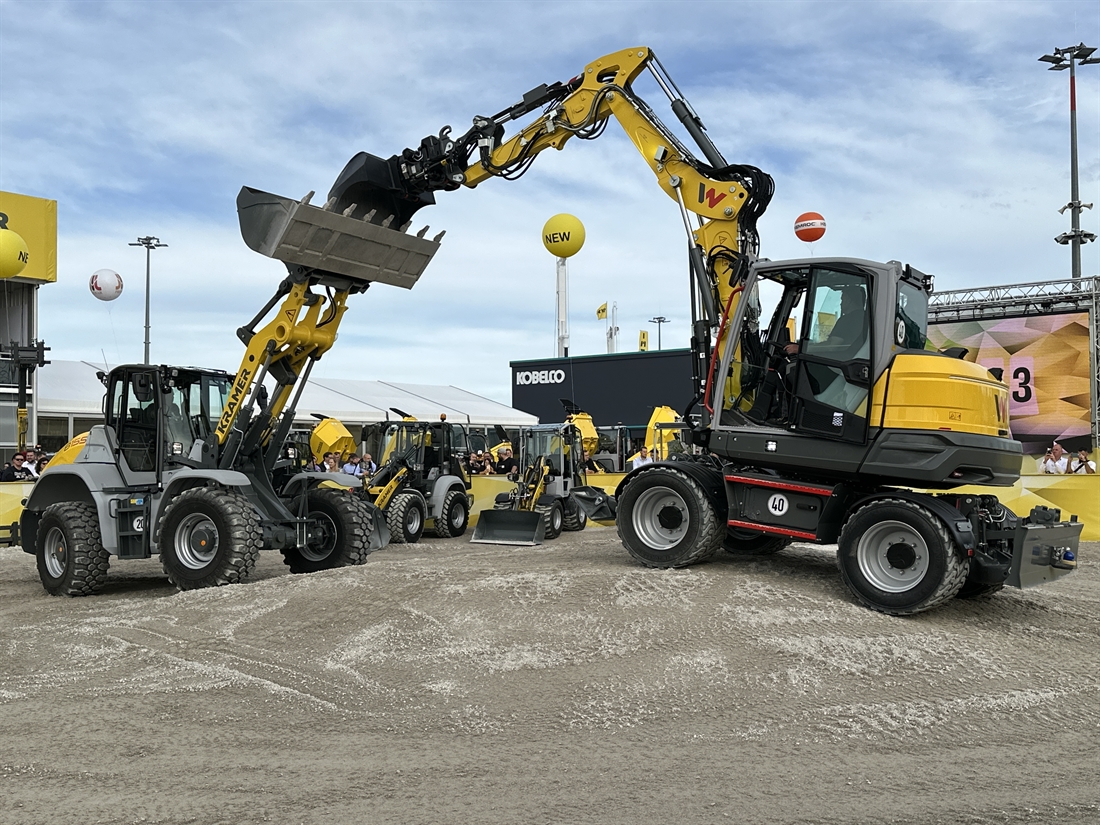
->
<box><xmin>1039</xmin><ymin>43</ymin><xmax>1099</xmax><ymax>282</ymax></box>
<box><xmin>129</xmin><ymin>236</ymin><xmax>168</xmax><ymax>364</ymax></box>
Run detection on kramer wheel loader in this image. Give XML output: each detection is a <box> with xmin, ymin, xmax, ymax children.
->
<box><xmin>22</xmin><ymin>186</ymin><xmax>443</xmax><ymax>595</ymax></box>
<box><xmin>320</xmin><ymin>45</ymin><xmax>1082</xmax><ymax>614</ymax></box>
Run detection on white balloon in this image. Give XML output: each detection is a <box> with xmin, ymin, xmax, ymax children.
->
<box><xmin>90</xmin><ymin>269</ymin><xmax>123</xmax><ymax>301</ymax></box>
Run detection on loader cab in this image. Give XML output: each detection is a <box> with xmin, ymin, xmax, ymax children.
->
<box><xmin>103</xmin><ymin>365</ymin><xmax>229</xmax><ymax>476</ymax></box>
<box><xmin>520</xmin><ymin>423</ymin><xmax>586</xmax><ymax>494</ymax></box>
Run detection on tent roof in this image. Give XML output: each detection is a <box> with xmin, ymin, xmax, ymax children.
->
<box><xmin>34</xmin><ymin>361</ymin><xmax>536</xmax><ymax>428</ymax></box>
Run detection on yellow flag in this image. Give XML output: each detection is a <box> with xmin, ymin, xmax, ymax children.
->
<box><xmin>639</xmin><ymin>330</ymin><xmax>649</xmax><ymax>351</ymax></box>
<box><xmin>596</xmin><ymin>302</ymin><xmax>608</xmax><ymax>320</ymax></box>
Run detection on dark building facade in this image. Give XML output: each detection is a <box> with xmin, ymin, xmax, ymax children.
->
<box><xmin>510</xmin><ymin>349</ymin><xmax>694</xmax><ymax>425</ymax></box>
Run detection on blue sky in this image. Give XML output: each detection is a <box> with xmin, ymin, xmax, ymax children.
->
<box><xmin>2</xmin><ymin>0</ymin><xmax>1098</xmax><ymax>404</ymax></box>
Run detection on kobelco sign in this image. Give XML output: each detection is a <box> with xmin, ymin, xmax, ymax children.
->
<box><xmin>515</xmin><ymin>369</ymin><xmax>566</xmax><ymax>386</ymax></box>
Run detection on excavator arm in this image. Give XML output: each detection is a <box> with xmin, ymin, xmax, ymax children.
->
<box><xmin>328</xmin><ymin>47</ymin><xmax>773</xmax><ymax>425</ymax></box>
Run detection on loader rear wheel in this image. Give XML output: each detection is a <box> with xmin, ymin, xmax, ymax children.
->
<box><xmin>562</xmin><ymin>496</ymin><xmax>587</xmax><ymax>532</ymax></box>
<box><xmin>36</xmin><ymin>502</ymin><xmax>110</xmax><ymax>597</ymax></box>
<box><xmin>723</xmin><ymin>527</ymin><xmax>790</xmax><ymax>556</ymax></box>
<box><xmin>837</xmin><ymin>498</ymin><xmax>967</xmax><ymax>616</ymax></box>
<box><xmin>535</xmin><ymin>500</ymin><xmax>564</xmax><ymax>540</ymax></box>
<box><xmin>617</xmin><ymin>467</ymin><xmax>722</xmax><ymax>568</ymax></box>
<box><xmin>281</xmin><ymin>488</ymin><xmax>373</xmax><ymax>574</ymax></box>
<box><xmin>434</xmin><ymin>489</ymin><xmax>469</xmax><ymax>538</ymax></box>
<box><xmin>159</xmin><ymin>487</ymin><xmax>260</xmax><ymax>591</ymax></box>
<box><xmin>387</xmin><ymin>491</ymin><xmax>425</xmax><ymax>544</ymax></box>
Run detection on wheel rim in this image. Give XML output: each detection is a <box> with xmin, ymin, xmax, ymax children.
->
<box><xmin>406</xmin><ymin>504</ymin><xmax>422</xmax><ymax>536</ymax></box>
<box><xmin>856</xmin><ymin>519</ymin><xmax>929</xmax><ymax>592</ymax></box>
<box><xmin>302</xmin><ymin>511</ymin><xmax>338</xmax><ymax>562</ymax></box>
<box><xmin>173</xmin><ymin>512</ymin><xmax>220</xmax><ymax>570</ymax></box>
<box><xmin>552</xmin><ymin>505</ymin><xmax>563</xmax><ymax>532</ymax></box>
<box><xmin>43</xmin><ymin>526</ymin><xmax>68</xmax><ymax>579</ymax></box>
<box><xmin>450</xmin><ymin>502</ymin><xmax>466</xmax><ymax>530</ymax></box>
<box><xmin>632</xmin><ymin>487</ymin><xmax>688</xmax><ymax>550</ymax></box>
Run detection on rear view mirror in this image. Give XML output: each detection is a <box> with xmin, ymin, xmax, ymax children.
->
<box><xmin>131</xmin><ymin>373</ymin><xmax>154</xmax><ymax>403</ymax></box>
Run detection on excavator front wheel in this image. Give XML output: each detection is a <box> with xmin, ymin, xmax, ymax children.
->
<box><xmin>159</xmin><ymin>487</ymin><xmax>261</xmax><ymax>590</ymax></box>
<box><xmin>617</xmin><ymin>467</ymin><xmax>722</xmax><ymax>568</ymax></box>
<box><xmin>837</xmin><ymin>498</ymin><xmax>968</xmax><ymax>616</ymax></box>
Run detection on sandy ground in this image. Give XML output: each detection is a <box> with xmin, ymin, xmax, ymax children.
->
<box><xmin>2</xmin><ymin>528</ymin><xmax>1098</xmax><ymax>825</ymax></box>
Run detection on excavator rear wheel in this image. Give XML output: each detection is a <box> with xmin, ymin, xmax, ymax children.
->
<box><xmin>159</xmin><ymin>487</ymin><xmax>261</xmax><ymax>590</ymax></box>
<box><xmin>837</xmin><ymin>498</ymin><xmax>967</xmax><ymax>615</ymax></box>
<box><xmin>617</xmin><ymin>467</ymin><xmax>722</xmax><ymax>568</ymax></box>
<box><xmin>387</xmin><ymin>490</ymin><xmax>426</xmax><ymax>544</ymax></box>
<box><xmin>281</xmin><ymin>488</ymin><xmax>372</xmax><ymax>574</ymax></box>
<box><xmin>723</xmin><ymin>527</ymin><xmax>790</xmax><ymax>556</ymax></box>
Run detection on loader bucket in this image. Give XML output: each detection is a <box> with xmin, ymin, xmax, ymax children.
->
<box><xmin>236</xmin><ymin>186</ymin><xmax>441</xmax><ymax>289</ymax></box>
<box><xmin>471</xmin><ymin>510</ymin><xmax>546</xmax><ymax>546</ymax></box>
<box><xmin>572</xmin><ymin>486</ymin><xmax>617</xmax><ymax>521</ymax></box>
<box><xmin>364</xmin><ymin>501</ymin><xmax>392</xmax><ymax>553</ymax></box>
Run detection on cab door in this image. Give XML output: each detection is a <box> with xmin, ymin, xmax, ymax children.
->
<box><xmin>790</xmin><ymin>269</ymin><xmax>872</xmax><ymax>444</ymax></box>
<box><xmin>105</xmin><ymin>368</ymin><xmax>161</xmax><ymax>479</ymax></box>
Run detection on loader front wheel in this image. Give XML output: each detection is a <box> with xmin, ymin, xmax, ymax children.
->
<box><xmin>281</xmin><ymin>488</ymin><xmax>373</xmax><ymax>574</ymax></box>
<box><xmin>36</xmin><ymin>502</ymin><xmax>110</xmax><ymax>597</ymax></box>
<box><xmin>434</xmin><ymin>489</ymin><xmax>469</xmax><ymax>538</ymax></box>
<box><xmin>536</xmin><ymin>500</ymin><xmax>564</xmax><ymax>540</ymax></box>
<box><xmin>159</xmin><ymin>487</ymin><xmax>260</xmax><ymax>590</ymax></box>
<box><xmin>387</xmin><ymin>491</ymin><xmax>425</xmax><ymax>544</ymax></box>
<box><xmin>617</xmin><ymin>467</ymin><xmax>722</xmax><ymax>568</ymax></box>
<box><xmin>837</xmin><ymin>498</ymin><xmax>967</xmax><ymax>615</ymax></box>
<box><xmin>723</xmin><ymin>526</ymin><xmax>790</xmax><ymax>556</ymax></box>
<box><xmin>562</xmin><ymin>495</ymin><xmax>587</xmax><ymax>532</ymax></box>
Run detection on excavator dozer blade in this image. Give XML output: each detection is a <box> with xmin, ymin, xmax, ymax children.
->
<box><xmin>572</xmin><ymin>485</ymin><xmax>617</xmax><ymax>522</ymax></box>
<box><xmin>471</xmin><ymin>510</ymin><xmax>546</xmax><ymax>546</ymax></box>
<box><xmin>236</xmin><ymin>186</ymin><xmax>441</xmax><ymax>289</ymax></box>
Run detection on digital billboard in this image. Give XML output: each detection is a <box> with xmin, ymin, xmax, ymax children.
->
<box><xmin>927</xmin><ymin>312</ymin><xmax>1092</xmax><ymax>454</ymax></box>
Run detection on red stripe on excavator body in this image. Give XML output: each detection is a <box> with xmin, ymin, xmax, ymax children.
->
<box><xmin>728</xmin><ymin>518</ymin><xmax>817</xmax><ymax>541</ymax></box>
<box><xmin>724</xmin><ymin>475</ymin><xmax>832</xmax><ymax>497</ymax></box>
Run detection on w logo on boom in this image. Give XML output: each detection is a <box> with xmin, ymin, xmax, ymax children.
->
<box><xmin>698</xmin><ymin>183</ymin><xmax>727</xmax><ymax>209</ymax></box>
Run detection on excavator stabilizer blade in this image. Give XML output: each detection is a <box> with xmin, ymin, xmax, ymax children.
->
<box><xmin>237</xmin><ymin>186</ymin><xmax>440</xmax><ymax>288</ymax></box>
<box><xmin>470</xmin><ymin>510</ymin><xmax>546</xmax><ymax>546</ymax></box>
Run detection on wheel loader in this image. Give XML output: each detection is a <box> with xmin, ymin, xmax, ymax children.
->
<box><xmin>320</xmin><ymin>45</ymin><xmax>1081</xmax><ymax>613</ymax></box>
<box><xmin>472</xmin><ymin>422</ymin><xmax>589</xmax><ymax>545</ymax></box>
<box><xmin>360</xmin><ymin>410</ymin><xmax>474</xmax><ymax>543</ymax></box>
<box><xmin>22</xmin><ymin>186</ymin><xmax>443</xmax><ymax>595</ymax></box>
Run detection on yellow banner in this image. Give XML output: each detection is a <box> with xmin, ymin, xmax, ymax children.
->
<box><xmin>639</xmin><ymin>330</ymin><xmax>649</xmax><ymax>351</ymax></box>
<box><xmin>0</xmin><ymin>190</ymin><xmax>57</xmax><ymax>283</ymax></box>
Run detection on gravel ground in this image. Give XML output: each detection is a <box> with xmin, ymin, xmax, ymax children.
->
<box><xmin>2</xmin><ymin>528</ymin><xmax>1098</xmax><ymax>825</ymax></box>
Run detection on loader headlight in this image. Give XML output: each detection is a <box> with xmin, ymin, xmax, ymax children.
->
<box><xmin>170</xmin><ymin>442</ymin><xmax>184</xmax><ymax>456</ymax></box>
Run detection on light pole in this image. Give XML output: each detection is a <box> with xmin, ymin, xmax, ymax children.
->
<box><xmin>648</xmin><ymin>316</ymin><xmax>669</xmax><ymax>351</ymax></box>
<box><xmin>1039</xmin><ymin>43</ymin><xmax>1099</xmax><ymax>281</ymax></box>
<box><xmin>129</xmin><ymin>236</ymin><xmax>167</xmax><ymax>364</ymax></box>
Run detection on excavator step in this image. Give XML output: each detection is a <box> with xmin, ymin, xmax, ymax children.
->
<box><xmin>236</xmin><ymin>186</ymin><xmax>441</xmax><ymax>288</ymax></box>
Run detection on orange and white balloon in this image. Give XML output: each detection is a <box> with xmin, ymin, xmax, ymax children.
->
<box><xmin>90</xmin><ymin>269</ymin><xmax>124</xmax><ymax>301</ymax></box>
<box><xmin>794</xmin><ymin>212</ymin><xmax>826</xmax><ymax>243</ymax></box>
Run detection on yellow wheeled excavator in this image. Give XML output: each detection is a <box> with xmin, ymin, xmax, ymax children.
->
<box><xmin>21</xmin><ymin>184</ymin><xmax>442</xmax><ymax>595</ymax></box>
<box><xmin>323</xmin><ymin>45</ymin><xmax>1081</xmax><ymax>615</ymax></box>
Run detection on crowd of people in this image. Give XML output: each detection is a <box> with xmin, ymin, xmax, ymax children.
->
<box><xmin>0</xmin><ymin>446</ymin><xmax>50</xmax><ymax>482</ymax></box>
<box><xmin>1038</xmin><ymin>442</ymin><xmax>1096</xmax><ymax>474</ymax></box>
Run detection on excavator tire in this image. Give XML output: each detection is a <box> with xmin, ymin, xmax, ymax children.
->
<box><xmin>617</xmin><ymin>467</ymin><xmax>722</xmax><ymax>568</ymax></box>
<box><xmin>837</xmin><ymin>498</ymin><xmax>967</xmax><ymax>616</ymax></box>
<box><xmin>434</xmin><ymin>489</ymin><xmax>469</xmax><ymax>538</ymax></box>
<box><xmin>562</xmin><ymin>495</ymin><xmax>587</xmax><ymax>532</ymax></box>
<box><xmin>36</xmin><ymin>501</ymin><xmax>110</xmax><ymax>597</ymax></box>
<box><xmin>159</xmin><ymin>487</ymin><xmax>261</xmax><ymax>590</ymax></box>
<box><xmin>723</xmin><ymin>527</ymin><xmax>789</xmax><ymax>556</ymax></box>
<box><xmin>387</xmin><ymin>490</ymin><xmax>426</xmax><ymax>544</ymax></box>
<box><xmin>280</xmin><ymin>488</ymin><xmax>372</xmax><ymax>574</ymax></box>
<box><xmin>535</xmin><ymin>500</ymin><xmax>564</xmax><ymax>540</ymax></box>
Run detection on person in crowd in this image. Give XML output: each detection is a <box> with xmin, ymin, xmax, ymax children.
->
<box><xmin>323</xmin><ymin>452</ymin><xmax>341</xmax><ymax>473</ymax></box>
<box><xmin>1069</xmin><ymin>449</ymin><xmax>1096</xmax><ymax>474</ymax></box>
<box><xmin>0</xmin><ymin>453</ymin><xmax>35</xmax><ymax>482</ymax></box>
<box><xmin>580</xmin><ymin>450</ymin><xmax>604</xmax><ymax>474</ymax></box>
<box><xmin>22</xmin><ymin>446</ymin><xmax>39</xmax><ymax>479</ymax></box>
<box><xmin>467</xmin><ymin>449</ymin><xmax>490</xmax><ymax>475</ymax></box>
<box><xmin>36</xmin><ymin>454</ymin><xmax>50</xmax><ymax>475</ymax></box>
<box><xmin>494</xmin><ymin>447</ymin><xmax>518</xmax><ymax>478</ymax></box>
<box><xmin>362</xmin><ymin>453</ymin><xmax>377</xmax><ymax>475</ymax></box>
<box><xmin>633</xmin><ymin>445</ymin><xmax>654</xmax><ymax>467</ymax></box>
<box><xmin>1038</xmin><ymin>442</ymin><xmax>1068</xmax><ymax>474</ymax></box>
<box><xmin>342</xmin><ymin>454</ymin><xmax>363</xmax><ymax>476</ymax></box>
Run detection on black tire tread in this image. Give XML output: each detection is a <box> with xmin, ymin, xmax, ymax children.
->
<box><xmin>386</xmin><ymin>490</ymin><xmax>424</xmax><ymax>544</ymax></box>
<box><xmin>618</xmin><ymin>467</ymin><xmax>723</xmax><ymax>568</ymax></box>
<box><xmin>158</xmin><ymin>487</ymin><xmax>261</xmax><ymax>590</ymax></box>
<box><xmin>534</xmin><ymin>500</ymin><xmax>563</xmax><ymax>540</ymax></box>
<box><xmin>434</xmin><ymin>489</ymin><xmax>468</xmax><ymax>538</ymax></box>
<box><xmin>37</xmin><ymin>501</ymin><xmax>110</xmax><ymax>597</ymax></box>
<box><xmin>562</xmin><ymin>495</ymin><xmax>587</xmax><ymax>532</ymax></box>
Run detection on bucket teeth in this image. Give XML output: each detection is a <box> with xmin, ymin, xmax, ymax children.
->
<box><xmin>433</xmin><ymin>230</ymin><xmax>446</xmax><ymax>242</ymax></box>
<box><xmin>300</xmin><ymin>190</ymin><xmax>315</xmax><ymax>205</ymax></box>
<box><xmin>416</xmin><ymin>226</ymin><xmax>429</xmax><ymax>238</ymax></box>
<box><xmin>399</xmin><ymin>220</ymin><xmax>412</xmax><ymax>232</ymax></box>
<box><xmin>342</xmin><ymin>203</ymin><xmax>358</xmax><ymax>217</ymax></box>
<box><xmin>363</xmin><ymin>208</ymin><xmax>377</xmax><ymax>222</ymax></box>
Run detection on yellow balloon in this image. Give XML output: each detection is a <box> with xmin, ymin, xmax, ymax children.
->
<box><xmin>542</xmin><ymin>214</ymin><xmax>585</xmax><ymax>258</ymax></box>
<box><xmin>0</xmin><ymin>228</ymin><xmax>29</xmax><ymax>279</ymax></box>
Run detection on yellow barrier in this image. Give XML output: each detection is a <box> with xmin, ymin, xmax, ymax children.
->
<box><xmin>0</xmin><ymin>481</ymin><xmax>35</xmax><ymax>545</ymax></box>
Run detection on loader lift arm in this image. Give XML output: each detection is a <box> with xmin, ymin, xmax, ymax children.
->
<box><xmin>328</xmin><ymin>47</ymin><xmax>774</xmax><ymax>425</ymax></box>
